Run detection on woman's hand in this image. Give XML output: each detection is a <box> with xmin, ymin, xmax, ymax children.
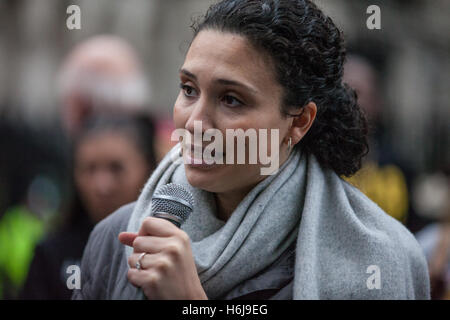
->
<box><xmin>118</xmin><ymin>217</ymin><xmax>207</xmax><ymax>300</ymax></box>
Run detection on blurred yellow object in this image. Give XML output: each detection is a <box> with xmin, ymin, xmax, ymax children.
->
<box><xmin>346</xmin><ymin>161</ymin><xmax>409</xmax><ymax>222</ymax></box>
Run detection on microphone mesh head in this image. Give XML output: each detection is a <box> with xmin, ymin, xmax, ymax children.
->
<box><xmin>151</xmin><ymin>183</ymin><xmax>194</xmax><ymax>225</ymax></box>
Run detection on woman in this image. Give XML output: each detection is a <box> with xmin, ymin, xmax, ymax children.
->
<box><xmin>20</xmin><ymin>114</ymin><xmax>156</xmax><ymax>299</ymax></box>
<box><xmin>73</xmin><ymin>0</ymin><xmax>429</xmax><ymax>300</ymax></box>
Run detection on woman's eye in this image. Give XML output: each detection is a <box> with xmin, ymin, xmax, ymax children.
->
<box><xmin>180</xmin><ymin>84</ymin><xmax>198</xmax><ymax>97</ymax></box>
<box><xmin>110</xmin><ymin>162</ymin><xmax>124</xmax><ymax>174</ymax></box>
<box><xmin>222</xmin><ymin>95</ymin><xmax>244</xmax><ymax>108</ymax></box>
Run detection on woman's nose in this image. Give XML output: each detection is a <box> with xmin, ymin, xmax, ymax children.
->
<box><xmin>185</xmin><ymin>97</ymin><xmax>214</xmax><ymax>134</ymax></box>
<box><xmin>92</xmin><ymin>170</ymin><xmax>116</xmax><ymax>196</ymax></box>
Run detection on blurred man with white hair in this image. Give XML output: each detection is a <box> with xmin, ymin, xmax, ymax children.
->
<box><xmin>58</xmin><ymin>35</ymin><xmax>150</xmax><ymax>136</ymax></box>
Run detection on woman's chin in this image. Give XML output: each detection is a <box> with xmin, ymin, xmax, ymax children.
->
<box><xmin>184</xmin><ymin>164</ymin><xmax>225</xmax><ymax>193</ymax></box>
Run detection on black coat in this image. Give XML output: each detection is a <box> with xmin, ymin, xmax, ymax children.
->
<box><xmin>19</xmin><ymin>218</ymin><xmax>93</xmax><ymax>300</ymax></box>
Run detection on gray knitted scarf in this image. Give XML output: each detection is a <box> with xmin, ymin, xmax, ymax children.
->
<box><xmin>126</xmin><ymin>144</ymin><xmax>430</xmax><ymax>299</ymax></box>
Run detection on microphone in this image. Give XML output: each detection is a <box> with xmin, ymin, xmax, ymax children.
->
<box><xmin>150</xmin><ymin>183</ymin><xmax>194</xmax><ymax>228</ymax></box>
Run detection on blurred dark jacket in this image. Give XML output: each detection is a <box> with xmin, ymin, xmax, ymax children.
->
<box><xmin>19</xmin><ymin>216</ymin><xmax>93</xmax><ymax>300</ymax></box>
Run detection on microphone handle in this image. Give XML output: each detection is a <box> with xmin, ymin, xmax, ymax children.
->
<box><xmin>152</xmin><ymin>212</ymin><xmax>182</xmax><ymax>228</ymax></box>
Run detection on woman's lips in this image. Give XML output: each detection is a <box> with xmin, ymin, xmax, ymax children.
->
<box><xmin>182</xmin><ymin>144</ymin><xmax>225</xmax><ymax>167</ymax></box>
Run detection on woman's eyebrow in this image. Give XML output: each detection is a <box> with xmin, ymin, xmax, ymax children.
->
<box><xmin>179</xmin><ymin>68</ymin><xmax>258</xmax><ymax>94</ymax></box>
<box><xmin>180</xmin><ymin>68</ymin><xmax>197</xmax><ymax>80</ymax></box>
<box><xmin>215</xmin><ymin>79</ymin><xmax>258</xmax><ymax>94</ymax></box>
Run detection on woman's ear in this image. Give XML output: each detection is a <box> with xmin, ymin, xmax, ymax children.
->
<box><xmin>289</xmin><ymin>102</ymin><xmax>317</xmax><ymax>145</ymax></box>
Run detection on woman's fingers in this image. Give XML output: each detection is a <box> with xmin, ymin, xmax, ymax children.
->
<box><xmin>128</xmin><ymin>235</ymin><xmax>174</xmax><ymax>255</ymax></box>
<box><xmin>138</xmin><ymin>217</ymin><xmax>180</xmax><ymax>237</ymax></box>
<box><xmin>120</xmin><ymin>217</ymin><xmax>179</xmax><ymax>248</ymax></box>
<box><xmin>128</xmin><ymin>252</ymin><xmax>171</xmax><ymax>271</ymax></box>
<box><xmin>123</xmin><ymin>226</ymin><xmax>204</xmax><ymax>299</ymax></box>
<box><xmin>121</xmin><ymin>217</ymin><xmax>202</xmax><ymax>299</ymax></box>
<box><xmin>118</xmin><ymin>232</ymin><xmax>138</xmax><ymax>247</ymax></box>
<box><xmin>127</xmin><ymin>268</ymin><xmax>157</xmax><ymax>288</ymax></box>
<box><xmin>121</xmin><ymin>217</ymin><xmax>190</xmax><ymax>258</ymax></box>
<box><xmin>120</xmin><ymin>232</ymin><xmax>174</xmax><ymax>256</ymax></box>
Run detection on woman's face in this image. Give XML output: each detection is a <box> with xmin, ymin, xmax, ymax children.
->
<box><xmin>74</xmin><ymin>131</ymin><xmax>150</xmax><ymax>223</ymax></box>
<box><xmin>174</xmin><ymin>30</ymin><xmax>293</xmax><ymax>195</ymax></box>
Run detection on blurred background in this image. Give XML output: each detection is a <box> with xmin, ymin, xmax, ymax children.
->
<box><xmin>0</xmin><ymin>0</ymin><xmax>448</xmax><ymax>299</ymax></box>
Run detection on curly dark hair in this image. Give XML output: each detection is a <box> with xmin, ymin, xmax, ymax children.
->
<box><xmin>191</xmin><ymin>0</ymin><xmax>369</xmax><ymax>177</ymax></box>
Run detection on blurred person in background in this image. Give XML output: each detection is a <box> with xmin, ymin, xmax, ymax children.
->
<box><xmin>58</xmin><ymin>35</ymin><xmax>150</xmax><ymax>138</ymax></box>
<box><xmin>19</xmin><ymin>114</ymin><xmax>157</xmax><ymax>299</ymax></box>
<box><xmin>58</xmin><ymin>34</ymin><xmax>174</xmax><ymax>161</ymax></box>
<box><xmin>56</xmin><ymin>34</ymin><xmax>154</xmax><ymax>199</ymax></box>
<box><xmin>415</xmin><ymin>168</ymin><xmax>450</xmax><ymax>299</ymax></box>
<box><xmin>343</xmin><ymin>53</ymin><xmax>416</xmax><ymax>227</ymax></box>
<box><xmin>0</xmin><ymin>116</ymin><xmax>64</xmax><ymax>299</ymax></box>
<box><xmin>0</xmin><ymin>34</ymin><xmax>157</xmax><ymax>299</ymax></box>
<box><xmin>54</xmin><ymin>33</ymin><xmax>155</xmax><ymax>213</ymax></box>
